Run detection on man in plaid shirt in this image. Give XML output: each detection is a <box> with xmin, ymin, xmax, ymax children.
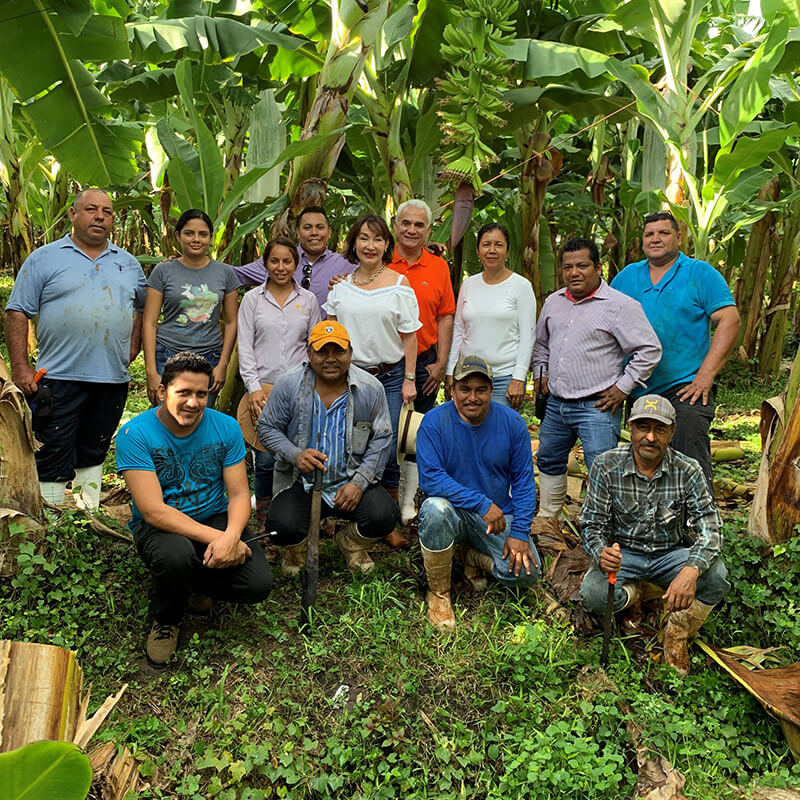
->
<box><xmin>579</xmin><ymin>395</ymin><xmax>730</xmax><ymax>674</ymax></box>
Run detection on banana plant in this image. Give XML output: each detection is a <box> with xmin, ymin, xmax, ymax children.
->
<box><xmin>0</xmin><ymin>0</ymin><xmax>141</xmax><ymax>186</ymax></box>
<box><xmin>280</xmin><ymin>0</ymin><xmax>391</xmax><ymax>220</ymax></box>
<box><xmin>510</xmin><ymin>1</ymin><xmax>800</xmax><ymax>259</ymax></box>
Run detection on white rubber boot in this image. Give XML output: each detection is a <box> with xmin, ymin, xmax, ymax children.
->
<box><xmin>399</xmin><ymin>461</ymin><xmax>419</xmax><ymax>525</ymax></box>
<box><xmin>537</xmin><ymin>472</ymin><xmax>568</xmax><ymax>518</ymax></box>
<box><xmin>73</xmin><ymin>464</ymin><xmax>103</xmax><ymax>510</ymax></box>
<box><xmin>39</xmin><ymin>481</ymin><xmax>66</xmax><ymax>505</ymax></box>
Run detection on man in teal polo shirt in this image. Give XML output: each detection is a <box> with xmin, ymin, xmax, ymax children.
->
<box><xmin>611</xmin><ymin>212</ymin><xmax>740</xmax><ymax>489</ymax></box>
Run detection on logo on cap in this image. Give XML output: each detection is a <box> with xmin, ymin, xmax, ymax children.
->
<box><xmin>325</xmin><ymin>325</ymin><xmax>334</xmax><ymax>333</ymax></box>
<box><xmin>644</xmin><ymin>399</ymin><xmax>659</xmax><ymax>411</ymax></box>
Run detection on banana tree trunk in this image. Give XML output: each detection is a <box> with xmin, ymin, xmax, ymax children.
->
<box><xmin>518</xmin><ymin>127</ymin><xmax>559</xmax><ymax>309</ymax></box>
<box><xmin>387</xmin><ymin>100</ymin><xmax>412</xmax><ymax>209</ymax></box>
<box><xmin>283</xmin><ymin>0</ymin><xmax>390</xmax><ymax>216</ymax></box>
<box><xmin>357</xmin><ymin>77</ymin><xmax>413</xmax><ymax>212</ymax></box>
<box><xmin>0</xmin><ymin>82</ymin><xmax>34</xmax><ymax>275</ymax></box>
<box><xmin>217</xmin><ymin>104</ymin><xmax>250</xmax><ymax>257</ymax></box>
<box><xmin>758</xmin><ymin>192</ymin><xmax>800</xmax><ymax>378</ymax></box>
<box><xmin>765</xmin><ymin>344</ymin><xmax>800</xmax><ymax>542</ymax></box>
<box><xmin>736</xmin><ymin>177</ymin><xmax>780</xmax><ymax>358</ymax></box>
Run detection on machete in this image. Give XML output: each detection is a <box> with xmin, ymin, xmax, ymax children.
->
<box><xmin>300</xmin><ymin>468</ymin><xmax>323</xmax><ymax>629</ymax></box>
<box><xmin>600</xmin><ymin>570</ymin><xmax>617</xmax><ymax>667</ymax></box>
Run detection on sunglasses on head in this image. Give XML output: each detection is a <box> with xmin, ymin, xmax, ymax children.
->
<box><xmin>301</xmin><ymin>263</ymin><xmax>312</xmax><ymax>289</ymax></box>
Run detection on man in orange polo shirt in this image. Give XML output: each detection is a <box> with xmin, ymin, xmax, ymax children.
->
<box><xmin>389</xmin><ymin>199</ymin><xmax>456</xmax><ymax>525</ymax></box>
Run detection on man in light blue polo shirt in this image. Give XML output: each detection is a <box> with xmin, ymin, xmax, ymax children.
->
<box><xmin>611</xmin><ymin>211</ymin><xmax>740</xmax><ymax>489</ymax></box>
<box><xmin>5</xmin><ymin>188</ymin><xmax>146</xmax><ymax>506</ymax></box>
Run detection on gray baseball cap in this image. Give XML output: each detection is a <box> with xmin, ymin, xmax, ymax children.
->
<box><xmin>628</xmin><ymin>394</ymin><xmax>676</xmax><ymax>425</ymax></box>
<box><xmin>452</xmin><ymin>355</ymin><xmax>493</xmax><ymax>383</ymax></box>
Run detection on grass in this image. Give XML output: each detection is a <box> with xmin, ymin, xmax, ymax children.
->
<box><xmin>2</xmin><ymin>323</ymin><xmax>800</xmax><ymax>796</ymax></box>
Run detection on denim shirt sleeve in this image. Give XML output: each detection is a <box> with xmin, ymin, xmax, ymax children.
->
<box><xmin>258</xmin><ymin>377</ymin><xmax>303</xmax><ymax>466</ymax></box>
<box><xmin>351</xmin><ymin>381</ymin><xmax>393</xmax><ymax>491</ymax></box>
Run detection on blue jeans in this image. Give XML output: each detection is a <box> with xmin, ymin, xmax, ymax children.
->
<box><xmin>155</xmin><ymin>345</ymin><xmax>222</xmax><ymax>408</ymax></box>
<box><xmin>375</xmin><ymin>361</ymin><xmax>404</xmax><ymax>489</ymax></box>
<box><xmin>536</xmin><ymin>396</ymin><xmax>621</xmax><ymax>475</ymax></box>
<box><xmin>254</xmin><ymin>450</ymin><xmax>275</xmax><ymax>498</ymax></box>
<box><xmin>490</xmin><ymin>374</ymin><xmax>513</xmax><ymax>407</ymax></box>
<box><xmin>580</xmin><ymin>547</ymin><xmax>730</xmax><ymax>613</ymax></box>
<box><xmin>418</xmin><ymin>497</ymin><xmax>541</xmax><ymax>588</ymax></box>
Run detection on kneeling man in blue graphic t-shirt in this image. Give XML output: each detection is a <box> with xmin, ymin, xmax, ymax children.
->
<box><xmin>116</xmin><ymin>352</ymin><xmax>273</xmax><ymax>667</ymax></box>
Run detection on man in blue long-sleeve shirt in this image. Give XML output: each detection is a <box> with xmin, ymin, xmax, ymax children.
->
<box><xmin>416</xmin><ymin>355</ymin><xmax>540</xmax><ymax>629</ymax></box>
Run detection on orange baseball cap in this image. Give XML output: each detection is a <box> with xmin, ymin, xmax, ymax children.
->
<box><xmin>308</xmin><ymin>320</ymin><xmax>351</xmax><ymax>350</ymax></box>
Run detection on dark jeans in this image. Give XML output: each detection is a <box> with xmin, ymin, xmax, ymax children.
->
<box><xmin>413</xmin><ymin>346</ymin><xmax>439</xmax><ymax>415</ymax></box>
<box><xmin>33</xmin><ymin>379</ymin><xmax>128</xmax><ymax>482</ymax></box>
<box><xmin>133</xmin><ymin>512</ymin><xmax>273</xmax><ymax>625</ymax></box>
<box><xmin>254</xmin><ymin>450</ymin><xmax>274</xmax><ymax>498</ymax></box>
<box><xmin>155</xmin><ymin>344</ymin><xmax>222</xmax><ymax>408</ymax></box>
<box><xmin>265</xmin><ymin>481</ymin><xmax>399</xmax><ymax>546</ymax></box>
<box><xmin>662</xmin><ymin>383</ymin><xmax>716</xmax><ymax>493</ymax></box>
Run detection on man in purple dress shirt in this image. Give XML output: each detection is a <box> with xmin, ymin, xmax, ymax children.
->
<box><xmin>233</xmin><ymin>206</ymin><xmax>353</xmax><ymax>317</ymax></box>
<box><xmin>531</xmin><ymin>238</ymin><xmax>662</xmax><ymax>537</ymax></box>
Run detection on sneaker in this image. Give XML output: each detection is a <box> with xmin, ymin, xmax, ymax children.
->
<box><xmin>146</xmin><ymin>620</ymin><xmax>179</xmax><ymax>667</ymax></box>
<box><xmin>187</xmin><ymin>593</ymin><xmax>212</xmax><ymax>615</ymax></box>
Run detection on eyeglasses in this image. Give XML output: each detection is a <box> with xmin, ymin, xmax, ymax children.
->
<box><xmin>301</xmin><ymin>263</ymin><xmax>312</xmax><ymax>289</ymax></box>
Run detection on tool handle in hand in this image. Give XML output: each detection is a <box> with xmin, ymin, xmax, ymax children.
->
<box><xmin>33</xmin><ymin>368</ymin><xmax>46</xmax><ymax>384</ymax></box>
<box><xmin>608</xmin><ymin>571</ymin><xmax>617</xmax><ymax>585</ymax></box>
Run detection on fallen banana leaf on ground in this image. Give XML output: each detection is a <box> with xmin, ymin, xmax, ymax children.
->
<box><xmin>627</xmin><ymin>718</ymin><xmax>688</xmax><ymax>799</ymax></box>
<box><xmin>88</xmin><ymin>741</ymin><xmax>141</xmax><ymax>800</ymax></box>
<box><xmin>696</xmin><ymin>639</ymin><xmax>800</xmax><ymax>760</ymax></box>
<box><xmin>714</xmin><ymin>477</ymin><xmax>755</xmax><ymax>500</ymax></box>
<box><xmin>742</xmin><ymin>789</ymin><xmax>800</xmax><ymax>799</ymax></box>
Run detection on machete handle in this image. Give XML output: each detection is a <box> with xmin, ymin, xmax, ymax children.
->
<box><xmin>608</xmin><ymin>571</ymin><xmax>617</xmax><ymax>585</ymax></box>
<box><xmin>33</xmin><ymin>368</ymin><xmax>47</xmax><ymax>384</ymax></box>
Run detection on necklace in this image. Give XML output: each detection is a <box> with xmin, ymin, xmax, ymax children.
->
<box><xmin>352</xmin><ymin>263</ymin><xmax>386</xmax><ymax>286</ymax></box>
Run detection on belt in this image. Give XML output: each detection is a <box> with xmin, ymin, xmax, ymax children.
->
<box><xmin>552</xmin><ymin>393</ymin><xmax>603</xmax><ymax>403</ymax></box>
<box><xmin>418</xmin><ymin>345</ymin><xmax>437</xmax><ymax>362</ymax></box>
<box><xmin>362</xmin><ymin>358</ymin><xmax>403</xmax><ymax>376</ymax></box>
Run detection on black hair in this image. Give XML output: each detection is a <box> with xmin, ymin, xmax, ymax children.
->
<box><xmin>297</xmin><ymin>206</ymin><xmax>329</xmax><ymax>225</ymax></box>
<box><xmin>263</xmin><ymin>236</ymin><xmax>300</xmax><ymax>267</ymax></box>
<box><xmin>476</xmin><ymin>222</ymin><xmax>510</xmax><ymax>247</ymax></box>
<box><xmin>643</xmin><ymin>210</ymin><xmax>679</xmax><ymax>233</ymax></box>
<box><xmin>175</xmin><ymin>209</ymin><xmax>214</xmax><ymax>235</ymax></box>
<box><xmin>560</xmin><ymin>237</ymin><xmax>600</xmax><ymax>267</ymax></box>
<box><xmin>344</xmin><ymin>213</ymin><xmax>395</xmax><ymax>264</ymax></box>
<box><xmin>160</xmin><ymin>352</ymin><xmax>213</xmax><ymax>388</ymax></box>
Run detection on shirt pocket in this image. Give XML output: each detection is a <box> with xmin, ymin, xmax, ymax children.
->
<box><xmin>613</xmin><ymin>496</ymin><xmax>640</xmax><ymax>531</ymax></box>
<box><xmin>656</xmin><ymin>498</ymin><xmax>684</xmax><ymax>541</ymax></box>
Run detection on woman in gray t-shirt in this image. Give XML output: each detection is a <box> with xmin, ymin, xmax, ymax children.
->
<box><xmin>143</xmin><ymin>209</ymin><xmax>239</xmax><ymax>407</ymax></box>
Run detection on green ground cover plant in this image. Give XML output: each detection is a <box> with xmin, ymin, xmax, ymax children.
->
<box><xmin>1</xmin><ymin>360</ymin><xmax>799</xmax><ymax>798</ymax></box>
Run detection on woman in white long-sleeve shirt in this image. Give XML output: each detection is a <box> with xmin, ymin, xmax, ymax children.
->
<box><xmin>446</xmin><ymin>223</ymin><xmax>536</xmax><ymax>409</ymax></box>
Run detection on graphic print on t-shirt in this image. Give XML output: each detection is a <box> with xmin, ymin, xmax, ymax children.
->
<box><xmin>176</xmin><ymin>283</ymin><xmax>219</xmax><ymax>325</ymax></box>
<box><xmin>151</xmin><ymin>442</ymin><xmax>227</xmax><ymax>514</ymax></box>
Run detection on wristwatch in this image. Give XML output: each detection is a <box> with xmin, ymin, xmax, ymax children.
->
<box><xmin>404</xmin><ymin>373</ymin><xmax>415</xmax><ymax>381</ymax></box>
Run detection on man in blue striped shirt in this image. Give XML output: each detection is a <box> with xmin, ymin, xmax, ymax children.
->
<box><xmin>259</xmin><ymin>321</ymin><xmax>399</xmax><ymax>574</ymax></box>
